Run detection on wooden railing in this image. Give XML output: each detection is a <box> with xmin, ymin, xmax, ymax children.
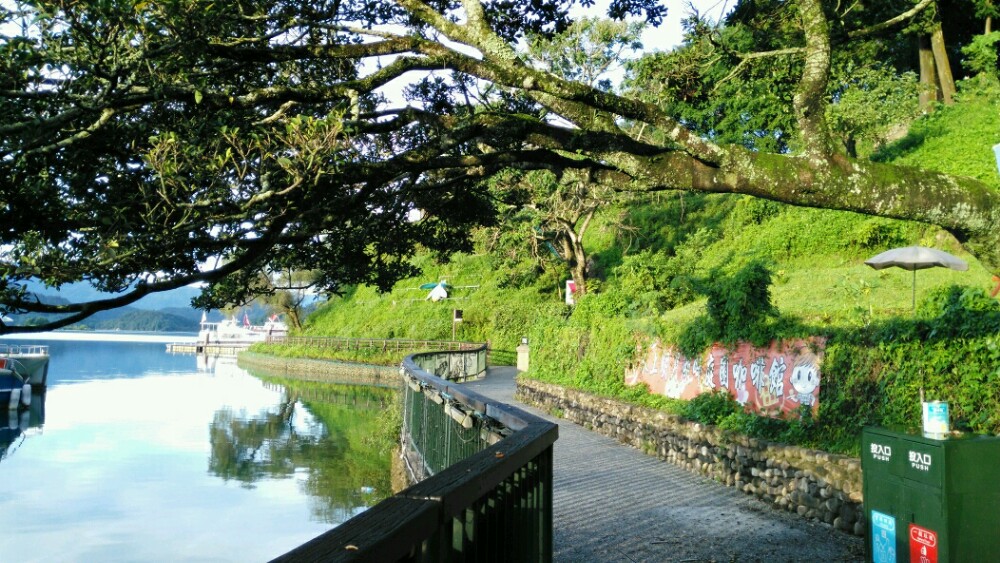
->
<box><xmin>271</xmin><ymin>346</ymin><xmax>557</xmax><ymax>563</ymax></box>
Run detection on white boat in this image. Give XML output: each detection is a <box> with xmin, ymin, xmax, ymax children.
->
<box><xmin>0</xmin><ymin>344</ymin><xmax>49</xmax><ymax>386</ymax></box>
<box><xmin>197</xmin><ymin>313</ymin><xmax>288</xmax><ymax>344</ymax></box>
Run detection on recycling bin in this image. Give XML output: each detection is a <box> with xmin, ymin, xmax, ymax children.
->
<box><xmin>861</xmin><ymin>427</ymin><xmax>1000</xmax><ymax>562</ymax></box>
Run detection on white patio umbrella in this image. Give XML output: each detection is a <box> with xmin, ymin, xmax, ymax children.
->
<box><xmin>865</xmin><ymin>246</ymin><xmax>968</xmax><ymax>310</ymax></box>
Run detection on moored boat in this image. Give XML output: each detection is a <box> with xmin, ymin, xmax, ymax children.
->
<box><xmin>0</xmin><ymin>344</ymin><xmax>48</xmax><ymax>409</ymax></box>
<box><xmin>0</xmin><ymin>344</ymin><xmax>50</xmax><ymax>387</ymax></box>
<box><xmin>0</xmin><ymin>369</ymin><xmax>31</xmax><ymax>410</ymax></box>
<box><xmin>197</xmin><ymin>313</ymin><xmax>288</xmax><ymax>344</ymax></box>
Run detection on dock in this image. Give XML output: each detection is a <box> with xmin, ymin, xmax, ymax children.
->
<box><xmin>165</xmin><ymin>341</ymin><xmax>256</xmax><ymax>355</ymax></box>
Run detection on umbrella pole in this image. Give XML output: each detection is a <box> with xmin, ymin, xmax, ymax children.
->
<box><xmin>912</xmin><ymin>269</ymin><xmax>916</xmax><ymax>312</ymax></box>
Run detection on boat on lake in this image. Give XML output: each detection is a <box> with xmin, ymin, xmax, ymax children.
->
<box><xmin>0</xmin><ymin>370</ymin><xmax>30</xmax><ymax>410</ymax></box>
<box><xmin>0</xmin><ymin>345</ymin><xmax>49</xmax><ymax>387</ymax></box>
<box><xmin>197</xmin><ymin>313</ymin><xmax>288</xmax><ymax>344</ymax></box>
<box><xmin>0</xmin><ymin>345</ymin><xmax>49</xmax><ymax>410</ymax></box>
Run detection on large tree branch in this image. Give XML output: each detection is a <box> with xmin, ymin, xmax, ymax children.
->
<box><xmin>847</xmin><ymin>0</ymin><xmax>935</xmax><ymax>39</ymax></box>
<box><xmin>393</xmin><ymin>0</ymin><xmax>725</xmax><ymax>164</ymax></box>
<box><xmin>597</xmin><ymin>146</ymin><xmax>1000</xmax><ymax>270</ymax></box>
<box><xmin>2</xmin><ymin>221</ymin><xmax>290</xmax><ymax>333</ymax></box>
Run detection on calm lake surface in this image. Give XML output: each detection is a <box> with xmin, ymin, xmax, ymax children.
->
<box><xmin>0</xmin><ymin>333</ymin><xmax>394</xmax><ymax>562</ymax></box>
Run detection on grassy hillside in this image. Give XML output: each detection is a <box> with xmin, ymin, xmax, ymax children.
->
<box><xmin>299</xmin><ymin>78</ymin><xmax>1000</xmax><ymax>453</ymax></box>
<box><xmin>304</xmin><ymin>200</ymin><xmax>992</xmax><ymax>350</ymax></box>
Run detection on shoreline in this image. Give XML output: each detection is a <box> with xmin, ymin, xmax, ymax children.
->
<box><xmin>0</xmin><ymin>331</ymin><xmax>198</xmax><ymax>343</ymax></box>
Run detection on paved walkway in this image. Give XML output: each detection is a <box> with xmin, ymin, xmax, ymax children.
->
<box><xmin>463</xmin><ymin>368</ymin><xmax>864</xmax><ymax>563</ymax></box>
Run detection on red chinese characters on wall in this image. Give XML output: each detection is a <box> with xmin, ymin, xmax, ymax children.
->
<box><xmin>624</xmin><ymin>338</ymin><xmax>825</xmax><ymax>416</ymax></box>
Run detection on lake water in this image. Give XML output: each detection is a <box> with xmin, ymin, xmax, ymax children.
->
<box><xmin>0</xmin><ymin>333</ymin><xmax>394</xmax><ymax>562</ymax></box>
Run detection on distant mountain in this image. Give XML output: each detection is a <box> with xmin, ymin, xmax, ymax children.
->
<box><xmin>20</xmin><ymin>280</ymin><xmax>203</xmax><ymax>311</ymax></box>
<box><xmin>10</xmin><ymin>280</ymin><xmax>309</xmax><ymax>332</ymax></box>
<box><xmin>9</xmin><ymin>280</ymin><xmax>210</xmax><ymax>332</ymax></box>
<box><xmin>94</xmin><ymin>309</ymin><xmax>199</xmax><ymax>332</ymax></box>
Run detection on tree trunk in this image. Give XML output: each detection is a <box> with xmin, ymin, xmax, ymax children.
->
<box><xmin>930</xmin><ymin>23</ymin><xmax>956</xmax><ymax>105</ymax></box>
<box><xmin>569</xmin><ymin>238</ymin><xmax>588</xmax><ymax>296</ymax></box>
<box><xmin>286</xmin><ymin>309</ymin><xmax>302</xmax><ymax>330</ymax></box>
<box><xmin>558</xmin><ymin>234</ymin><xmax>588</xmax><ymax>295</ymax></box>
<box><xmin>918</xmin><ymin>34</ymin><xmax>939</xmax><ymax>109</ymax></box>
<box><xmin>794</xmin><ymin>0</ymin><xmax>835</xmax><ymax>157</ymax></box>
<box><xmin>844</xmin><ymin>134</ymin><xmax>857</xmax><ymax>158</ymax></box>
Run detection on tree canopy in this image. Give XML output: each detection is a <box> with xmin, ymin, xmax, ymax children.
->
<box><xmin>1</xmin><ymin>0</ymin><xmax>998</xmax><ymax>333</ymax></box>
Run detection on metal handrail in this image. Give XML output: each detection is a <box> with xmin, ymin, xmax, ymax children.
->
<box><xmin>0</xmin><ymin>344</ymin><xmax>49</xmax><ymax>356</ymax></box>
<box><xmin>271</xmin><ymin>349</ymin><xmax>557</xmax><ymax>563</ymax></box>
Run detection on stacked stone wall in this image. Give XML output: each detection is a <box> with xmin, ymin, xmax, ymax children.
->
<box><xmin>517</xmin><ymin>377</ymin><xmax>865</xmax><ymax>537</ymax></box>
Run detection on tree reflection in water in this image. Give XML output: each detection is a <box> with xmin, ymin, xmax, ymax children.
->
<box><xmin>208</xmin><ymin>380</ymin><xmax>398</xmax><ymax>523</ymax></box>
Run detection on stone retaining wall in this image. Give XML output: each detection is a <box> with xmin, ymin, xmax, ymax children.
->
<box><xmin>238</xmin><ymin>351</ymin><xmax>402</xmax><ymax>388</ymax></box>
<box><xmin>517</xmin><ymin>377</ymin><xmax>865</xmax><ymax>537</ymax></box>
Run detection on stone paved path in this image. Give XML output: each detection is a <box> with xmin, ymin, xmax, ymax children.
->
<box><xmin>463</xmin><ymin>368</ymin><xmax>865</xmax><ymax>563</ymax></box>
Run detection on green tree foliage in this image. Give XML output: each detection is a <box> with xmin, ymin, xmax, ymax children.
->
<box><xmin>675</xmin><ymin>260</ymin><xmax>783</xmax><ymax>355</ymax></box>
<box><xmin>528</xmin><ymin>16</ymin><xmax>645</xmax><ymax>92</ymax></box>
<box><xmin>512</xmin><ymin>18</ymin><xmax>646</xmax><ymax>294</ymax></box>
<box><xmin>961</xmin><ymin>31</ymin><xmax>1000</xmax><ymax>77</ymax></box>
<box><xmin>826</xmin><ymin>63</ymin><xmax>920</xmax><ymax>157</ymax></box>
<box><xmin>624</xmin><ymin>10</ymin><xmax>803</xmax><ymax>152</ymax></box>
<box><xmin>2</xmin><ymin>0</ymin><xmax>1000</xmax><ymax>336</ymax></box>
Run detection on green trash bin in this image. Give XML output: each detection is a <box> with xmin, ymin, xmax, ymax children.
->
<box><xmin>861</xmin><ymin>427</ymin><xmax>1000</xmax><ymax>562</ymax></box>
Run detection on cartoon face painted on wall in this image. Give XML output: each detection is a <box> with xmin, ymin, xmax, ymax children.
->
<box><xmin>788</xmin><ymin>356</ymin><xmax>820</xmax><ymax>408</ymax></box>
<box><xmin>625</xmin><ymin>338</ymin><xmax>826</xmax><ymax>418</ymax></box>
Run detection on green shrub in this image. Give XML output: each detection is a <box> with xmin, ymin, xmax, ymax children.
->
<box><xmin>961</xmin><ymin>32</ymin><xmax>1000</xmax><ymax>79</ymax></box>
<box><xmin>717</xmin><ymin>406</ymin><xmax>818</xmax><ymax>445</ymax></box>
<box><xmin>918</xmin><ymin>285</ymin><xmax>1000</xmax><ymax>338</ymax></box>
<box><xmin>675</xmin><ymin>260</ymin><xmax>781</xmax><ymax>354</ymax></box>
<box><xmin>805</xmin><ymin>286</ymin><xmax>1000</xmax><ymax>454</ymax></box>
<box><xmin>682</xmin><ymin>389</ymin><xmax>740</xmax><ymax>425</ymax></box>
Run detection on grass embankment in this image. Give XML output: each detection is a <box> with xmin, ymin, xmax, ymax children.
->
<box><xmin>290</xmin><ymin>79</ymin><xmax>1000</xmax><ymax>456</ymax></box>
<box><xmin>249</xmin><ymin>341</ymin><xmax>449</xmax><ymax>367</ymax></box>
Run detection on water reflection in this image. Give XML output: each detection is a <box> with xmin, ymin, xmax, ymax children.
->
<box><xmin>208</xmin><ymin>377</ymin><xmax>396</xmax><ymax>523</ymax></box>
<box><xmin>0</xmin><ymin>336</ymin><xmax>395</xmax><ymax>562</ymax></box>
<box><xmin>0</xmin><ymin>393</ymin><xmax>45</xmax><ymax>463</ymax></box>
<box><xmin>44</xmin><ymin>339</ymin><xmax>195</xmax><ymax>383</ymax></box>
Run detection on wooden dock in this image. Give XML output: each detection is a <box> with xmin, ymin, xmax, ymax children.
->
<box><xmin>165</xmin><ymin>341</ymin><xmax>255</xmax><ymax>355</ymax></box>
